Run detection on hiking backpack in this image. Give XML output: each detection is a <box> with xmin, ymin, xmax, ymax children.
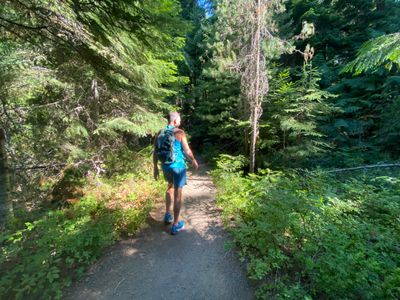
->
<box><xmin>155</xmin><ymin>127</ymin><xmax>175</xmax><ymax>164</ymax></box>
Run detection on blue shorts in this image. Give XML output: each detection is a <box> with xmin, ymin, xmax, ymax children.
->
<box><xmin>162</xmin><ymin>166</ymin><xmax>187</xmax><ymax>189</ymax></box>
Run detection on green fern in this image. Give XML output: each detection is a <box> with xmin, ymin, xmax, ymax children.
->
<box><xmin>343</xmin><ymin>33</ymin><xmax>400</xmax><ymax>74</ymax></box>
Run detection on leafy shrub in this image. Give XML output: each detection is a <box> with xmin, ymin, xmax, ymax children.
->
<box><xmin>0</xmin><ymin>168</ymin><xmax>163</xmax><ymax>299</ymax></box>
<box><xmin>212</xmin><ymin>155</ymin><xmax>400</xmax><ymax>299</ymax></box>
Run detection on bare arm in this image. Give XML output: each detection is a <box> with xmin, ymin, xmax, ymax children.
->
<box><xmin>181</xmin><ymin>134</ymin><xmax>199</xmax><ymax>169</ymax></box>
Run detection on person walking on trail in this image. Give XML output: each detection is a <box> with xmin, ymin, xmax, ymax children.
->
<box><xmin>153</xmin><ymin>112</ymin><xmax>199</xmax><ymax>235</ymax></box>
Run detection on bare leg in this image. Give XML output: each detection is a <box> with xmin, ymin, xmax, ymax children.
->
<box><xmin>166</xmin><ymin>183</ymin><xmax>174</xmax><ymax>213</ymax></box>
<box><xmin>173</xmin><ymin>187</ymin><xmax>183</xmax><ymax>225</ymax></box>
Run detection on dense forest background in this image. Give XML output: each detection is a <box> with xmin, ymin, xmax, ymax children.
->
<box><xmin>1</xmin><ymin>0</ymin><xmax>399</xmax><ymax>299</ymax></box>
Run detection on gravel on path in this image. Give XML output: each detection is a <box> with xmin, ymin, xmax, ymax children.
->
<box><xmin>64</xmin><ymin>168</ymin><xmax>253</xmax><ymax>300</ymax></box>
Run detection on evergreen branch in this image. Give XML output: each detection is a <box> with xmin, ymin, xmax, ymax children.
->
<box><xmin>343</xmin><ymin>33</ymin><xmax>400</xmax><ymax>74</ymax></box>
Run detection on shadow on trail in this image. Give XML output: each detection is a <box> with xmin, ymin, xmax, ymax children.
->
<box><xmin>64</xmin><ymin>172</ymin><xmax>253</xmax><ymax>300</ymax></box>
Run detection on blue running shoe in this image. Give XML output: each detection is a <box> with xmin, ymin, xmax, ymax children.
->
<box><xmin>170</xmin><ymin>221</ymin><xmax>185</xmax><ymax>235</ymax></box>
<box><xmin>164</xmin><ymin>212</ymin><xmax>173</xmax><ymax>225</ymax></box>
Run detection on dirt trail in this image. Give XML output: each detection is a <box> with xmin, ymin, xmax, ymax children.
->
<box><xmin>65</xmin><ymin>167</ymin><xmax>253</xmax><ymax>300</ymax></box>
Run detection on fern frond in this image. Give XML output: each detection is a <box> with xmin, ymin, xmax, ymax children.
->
<box><xmin>343</xmin><ymin>33</ymin><xmax>400</xmax><ymax>74</ymax></box>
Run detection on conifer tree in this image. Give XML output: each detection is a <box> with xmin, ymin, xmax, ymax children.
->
<box><xmin>0</xmin><ymin>0</ymin><xmax>189</xmax><ymax>205</ymax></box>
<box><xmin>279</xmin><ymin>0</ymin><xmax>400</xmax><ymax>162</ymax></box>
<box><xmin>344</xmin><ymin>33</ymin><xmax>400</xmax><ymax>74</ymax></box>
<box><xmin>261</xmin><ymin>64</ymin><xmax>334</xmax><ymax>166</ymax></box>
<box><xmin>194</xmin><ymin>0</ymin><xmax>315</xmax><ymax>171</ymax></box>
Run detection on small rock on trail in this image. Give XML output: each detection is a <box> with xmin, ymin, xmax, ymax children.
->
<box><xmin>64</xmin><ymin>168</ymin><xmax>253</xmax><ymax>300</ymax></box>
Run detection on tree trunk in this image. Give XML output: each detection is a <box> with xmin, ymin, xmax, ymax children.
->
<box><xmin>0</xmin><ymin>128</ymin><xmax>11</xmax><ymax>227</ymax></box>
<box><xmin>249</xmin><ymin>0</ymin><xmax>262</xmax><ymax>173</ymax></box>
<box><xmin>90</xmin><ymin>78</ymin><xmax>99</xmax><ymax>129</ymax></box>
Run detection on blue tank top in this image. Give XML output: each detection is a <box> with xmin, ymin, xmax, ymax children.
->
<box><xmin>163</xmin><ymin>125</ymin><xmax>186</xmax><ymax>169</ymax></box>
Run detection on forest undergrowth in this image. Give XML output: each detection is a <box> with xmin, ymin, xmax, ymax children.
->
<box><xmin>212</xmin><ymin>154</ymin><xmax>400</xmax><ymax>299</ymax></box>
<box><xmin>0</xmin><ymin>148</ymin><xmax>163</xmax><ymax>299</ymax></box>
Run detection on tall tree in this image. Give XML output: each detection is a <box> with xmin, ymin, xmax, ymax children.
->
<box><xmin>280</xmin><ymin>0</ymin><xmax>400</xmax><ymax>162</ymax></box>
<box><xmin>241</xmin><ymin>0</ymin><xmax>270</xmax><ymax>173</ymax></box>
<box><xmin>207</xmin><ymin>0</ymin><xmax>315</xmax><ymax>171</ymax></box>
<box><xmin>0</xmin><ymin>0</ymin><xmax>189</xmax><ymax>208</ymax></box>
<box><xmin>259</xmin><ymin>64</ymin><xmax>334</xmax><ymax>167</ymax></box>
<box><xmin>221</xmin><ymin>0</ymin><xmax>287</xmax><ymax>172</ymax></box>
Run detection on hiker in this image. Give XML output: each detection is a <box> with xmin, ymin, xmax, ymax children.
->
<box><xmin>153</xmin><ymin>112</ymin><xmax>199</xmax><ymax>235</ymax></box>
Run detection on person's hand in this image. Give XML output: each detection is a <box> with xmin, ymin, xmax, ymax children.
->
<box><xmin>192</xmin><ymin>159</ymin><xmax>199</xmax><ymax>170</ymax></box>
<box><xmin>153</xmin><ymin>167</ymin><xmax>159</xmax><ymax>180</ymax></box>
